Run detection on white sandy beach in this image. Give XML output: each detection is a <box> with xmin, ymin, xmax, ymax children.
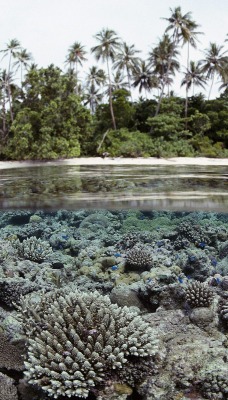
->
<box><xmin>0</xmin><ymin>157</ymin><xmax>228</xmax><ymax>169</ymax></box>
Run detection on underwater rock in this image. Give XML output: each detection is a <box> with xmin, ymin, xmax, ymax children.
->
<box><xmin>219</xmin><ymin>240</ymin><xmax>228</xmax><ymax>259</ymax></box>
<box><xmin>0</xmin><ymin>372</ymin><xmax>18</xmax><ymax>400</ymax></box>
<box><xmin>141</xmin><ymin>308</ymin><xmax>227</xmax><ymax>400</ymax></box>
<box><xmin>110</xmin><ymin>285</ymin><xmax>146</xmax><ymax>310</ymax></box>
<box><xmin>0</xmin><ymin>333</ymin><xmax>24</xmax><ymax>370</ymax></box>
<box><xmin>189</xmin><ymin>307</ymin><xmax>216</xmax><ymax>330</ymax></box>
<box><xmin>0</xmin><ymin>278</ymin><xmax>38</xmax><ymax>308</ymax></box>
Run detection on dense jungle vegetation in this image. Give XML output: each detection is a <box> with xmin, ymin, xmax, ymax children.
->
<box><xmin>0</xmin><ymin>6</ymin><xmax>228</xmax><ymax>160</ymax></box>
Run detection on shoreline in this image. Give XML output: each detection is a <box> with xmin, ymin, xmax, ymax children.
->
<box><xmin>0</xmin><ymin>157</ymin><xmax>228</xmax><ymax>169</ymax></box>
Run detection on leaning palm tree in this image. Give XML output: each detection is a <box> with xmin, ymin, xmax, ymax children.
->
<box><xmin>132</xmin><ymin>60</ymin><xmax>159</xmax><ymax>98</ymax></box>
<box><xmin>91</xmin><ymin>28</ymin><xmax>121</xmax><ymax>129</ymax></box>
<box><xmin>181</xmin><ymin>60</ymin><xmax>206</xmax><ymax>126</ymax></box>
<box><xmin>155</xmin><ymin>6</ymin><xmax>201</xmax><ymax>115</ymax></box>
<box><xmin>113</xmin><ymin>42</ymin><xmax>141</xmax><ymax>99</ymax></box>
<box><xmin>65</xmin><ymin>42</ymin><xmax>87</xmax><ymax>94</ymax></box>
<box><xmin>199</xmin><ymin>42</ymin><xmax>228</xmax><ymax>99</ymax></box>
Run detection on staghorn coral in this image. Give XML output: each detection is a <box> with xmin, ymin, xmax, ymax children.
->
<box><xmin>185</xmin><ymin>281</ymin><xmax>214</xmax><ymax>308</ymax></box>
<box><xmin>14</xmin><ymin>236</ymin><xmax>52</xmax><ymax>263</ymax></box>
<box><xmin>0</xmin><ymin>372</ymin><xmax>18</xmax><ymax>400</ymax></box>
<box><xmin>199</xmin><ymin>366</ymin><xmax>228</xmax><ymax>399</ymax></box>
<box><xmin>125</xmin><ymin>245</ymin><xmax>153</xmax><ymax>271</ymax></box>
<box><xmin>19</xmin><ymin>289</ymin><xmax>159</xmax><ymax>399</ymax></box>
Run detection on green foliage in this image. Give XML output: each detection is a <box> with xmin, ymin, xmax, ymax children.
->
<box><xmin>147</xmin><ymin>114</ymin><xmax>184</xmax><ymax>138</ymax></box>
<box><xmin>190</xmin><ymin>134</ymin><xmax>228</xmax><ymax>157</ymax></box>
<box><xmin>3</xmin><ymin>66</ymin><xmax>92</xmax><ymax>160</ymax></box>
<box><xmin>98</xmin><ymin>128</ymin><xmax>153</xmax><ymax>157</ymax></box>
<box><xmin>133</xmin><ymin>98</ymin><xmax>157</xmax><ymax>132</ymax></box>
<box><xmin>188</xmin><ymin>110</ymin><xmax>211</xmax><ymax>135</ymax></box>
<box><xmin>95</xmin><ymin>89</ymin><xmax>135</xmax><ymax>132</ymax></box>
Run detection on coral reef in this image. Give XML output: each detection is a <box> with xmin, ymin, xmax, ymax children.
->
<box><xmin>199</xmin><ymin>365</ymin><xmax>228</xmax><ymax>399</ymax></box>
<box><xmin>185</xmin><ymin>281</ymin><xmax>214</xmax><ymax>308</ymax></box>
<box><xmin>0</xmin><ymin>278</ymin><xmax>38</xmax><ymax>308</ymax></box>
<box><xmin>19</xmin><ymin>289</ymin><xmax>159</xmax><ymax>398</ymax></box>
<box><xmin>14</xmin><ymin>236</ymin><xmax>52</xmax><ymax>263</ymax></box>
<box><xmin>125</xmin><ymin>245</ymin><xmax>153</xmax><ymax>271</ymax></box>
<box><xmin>0</xmin><ymin>209</ymin><xmax>227</xmax><ymax>399</ymax></box>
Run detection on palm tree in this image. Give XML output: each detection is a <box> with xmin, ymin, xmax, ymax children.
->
<box><xmin>181</xmin><ymin>61</ymin><xmax>206</xmax><ymax>126</ymax></box>
<box><xmin>65</xmin><ymin>42</ymin><xmax>87</xmax><ymax>94</ymax></box>
<box><xmin>148</xmin><ymin>34</ymin><xmax>180</xmax><ymax>98</ymax></box>
<box><xmin>113</xmin><ymin>42</ymin><xmax>141</xmax><ymax>99</ymax></box>
<box><xmin>199</xmin><ymin>42</ymin><xmax>228</xmax><ymax>99</ymax></box>
<box><xmin>155</xmin><ymin>6</ymin><xmax>201</xmax><ymax>115</ymax></box>
<box><xmin>0</xmin><ymin>69</ymin><xmax>15</xmax><ymax>125</ymax></box>
<box><xmin>85</xmin><ymin>66</ymin><xmax>107</xmax><ymax>88</ymax></box>
<box><xmin>108</xmin><ymin>71</ymin><xmax>128</xmax><ymax>92</ymax></box>
<box><xmin>84</xmin><ymin>83</ymin><xmax>103</xmax><ymax>114</ymax></box>
<box><xmin>91</xmin><ymin>28</ymin><xmax>121</xmax><ymax>129</ymax></box>
<box><xmin>0</xmin><ymin>38</ymin><xmax>21</xmax><ymax>75</ymax></box>
<box><xmin>132</xmin><ymin>60</ymin><xmax>159</xmax><ymax>98</ymax></box>
<box><xmin>13</xmin><ymin>48</ymin><xmax>33</xmax><ymax>85</ymax></box>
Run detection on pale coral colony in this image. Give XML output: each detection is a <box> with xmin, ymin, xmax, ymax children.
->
<box><xmin>0</xmin><ymin>209</ymin><xmax>228</xmax><ymax>400</ymax></box>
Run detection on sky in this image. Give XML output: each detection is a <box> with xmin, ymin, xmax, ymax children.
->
<box><xmin>1</xmin><ymin>0</ymin><xmax>228</xmax><ymax>99</ymax></box>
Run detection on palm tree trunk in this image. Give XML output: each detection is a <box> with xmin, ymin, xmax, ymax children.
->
<box><xmin>154</xmin><ymin>79</ymin><xmax>166</xmax><ymax>116</ymax></box>
<box><xmin>106</xmin><ymin>58</ymin><xmax>116</xmax><ymax>130</ymax></box>
<box><xmin>208</xmin><ymin>74</ymin><xmax>214</xmax><ymax>100</ymax></box>
<box><xmin>6</xmin><ymin>78</ymin><xmax>14</xmax><ymax>123</ymax></box>
<box><xmin>127</xmin><ymin>68</ymin><xmax>133</xmax><ymax>102</ymax></box>
<box><xmin>185</xmin><ymin>86</ymin><xmax>189</xmax><ymax>130</ymax></box>
<box><xmin>75</xmin><ymin>62</ymin><xmax>78</xmax><ymax>95</ymax></box>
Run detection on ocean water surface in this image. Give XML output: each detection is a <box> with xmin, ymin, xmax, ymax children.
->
<box><xmin>0</xmin><ymin>163</ymin><xmax>227</xmax><ymax>400</ymax></box>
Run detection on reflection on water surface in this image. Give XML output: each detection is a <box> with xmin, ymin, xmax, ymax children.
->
<box><xmin>0</xmin><ymin>164</ymin><xmax>227</xmax><ymax>211</ymax></box>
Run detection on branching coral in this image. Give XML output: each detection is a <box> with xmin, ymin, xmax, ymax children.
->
<box><xmin>19</xmin><ymin>289</ymin><xmax>159</xmax><ymax>399</ymax></box>
<box><xmin>14</xmin><ymin>236</ymin><xmax>52</xmax><ymax>263</ymax></box>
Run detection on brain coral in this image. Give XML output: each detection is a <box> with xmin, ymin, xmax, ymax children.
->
<box><xmin>19</xmin><ymin>289</ymin><xmax>159</xmax><ymax>399</ymax></box>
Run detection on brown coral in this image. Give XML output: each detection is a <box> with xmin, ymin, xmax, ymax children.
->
<box><xmin>185</xmin><ymin>281</ymin><xmax>214</xmax><ymax>308</ymax></box>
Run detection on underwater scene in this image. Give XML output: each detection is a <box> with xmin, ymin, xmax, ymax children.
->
<box><xmin>0</xmin><ymin>208</ymin><xmax>228</xmax><ymax>400</ymax></box>
<box><xmin>0</xmin><ymin>161</ymin><xmax>228</xmax><ymax>400</ymax></box>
